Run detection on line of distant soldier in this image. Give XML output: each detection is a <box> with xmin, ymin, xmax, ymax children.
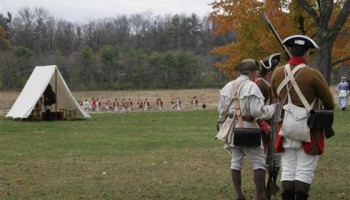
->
<box><xmin>78</xmin><ymin>96</ymin><xmax>207</xmax><ymax>112</ymax></box>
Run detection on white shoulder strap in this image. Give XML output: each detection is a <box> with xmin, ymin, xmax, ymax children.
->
<box><xmin>277</xmin><ymin>64</ymin><xmax>306</xmax><ymax>95</ymax></box>
<box><xmin>234</xmin><ymin>79</ymin><xmax>251</xmax><ymax>128</ymax></box>
<box><xmin>233</xmin><ymin>79</ymin><xmax>249</xmax><ymax>116</ymax></box>
<box><xmin>285</xmin><ymin>64</ymin><xmax>316</xmax><ymax>111</ymax></box>
<box><xmin>257</xmin><ymin>77</ymin><xmax>270</xmax><ymax>87</ymax></box>
<box><xmin>256</xmin><ymin>78</ymin><xmax>271</xmax><ymax>104</ymax></box>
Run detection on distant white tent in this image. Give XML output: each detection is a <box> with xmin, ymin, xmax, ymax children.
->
<box><xmin>6</xmin><ymin>65</ymin><xmax>90</xmax><ymax>119</ymax></box>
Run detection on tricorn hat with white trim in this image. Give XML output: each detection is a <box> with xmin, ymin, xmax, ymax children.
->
<box><xmin>282</xmin><ymin>35</ymin><xmax>319</xmax><ymax>49</ymax></box>
<box><xmin>260</xmin><ymin>53</ymin><xmax>281</xmax><ymax>70</ymax></box>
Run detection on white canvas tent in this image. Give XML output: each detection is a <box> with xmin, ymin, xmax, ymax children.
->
<box><xmin>6</xmin><ymin>65</ymin><xmax>90</xmax><ymax>119</ymax></box>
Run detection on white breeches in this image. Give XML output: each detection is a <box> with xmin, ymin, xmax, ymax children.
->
<box><xmin>230</xmin><ymin>146</ymin><xmax>266</xmax><ymax>171</ymax></box>
<box><xmin>281</xmin><ymin>148</ymin><xmax>319</xmax><ymax>184</ymax></box>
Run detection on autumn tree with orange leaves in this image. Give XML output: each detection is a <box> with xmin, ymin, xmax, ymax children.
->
<box><xmin>209</xmin><ymin>0</ymin><xmax>350</xmax><ymax>84</ymax></box>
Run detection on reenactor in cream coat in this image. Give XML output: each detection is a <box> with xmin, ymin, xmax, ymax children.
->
<box><xmin>218</xmin><ymin>59</ymin><xmax>275</xmax><ymax>200</ymax></box>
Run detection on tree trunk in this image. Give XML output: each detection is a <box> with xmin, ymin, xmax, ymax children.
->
<box><xmin>315</xmin><ymin>39</ymin><xmax>333</xmax><ymax>85</ymax></box>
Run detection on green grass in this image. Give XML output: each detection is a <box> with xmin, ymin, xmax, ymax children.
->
<box><xmin>0</xmin><ymin>109</ymin><xmax>349</xmax><ymax>200</ymax></box>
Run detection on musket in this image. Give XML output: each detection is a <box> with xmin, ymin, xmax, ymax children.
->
<box><xmin>261</xmin><ymin>12</ymin><xmax>291</xmax><ymax>61</ymax></box>
<box><xmin>265</xmin><ymin>99</ymin><xmax>281</xmax><ymax>199</ymax></box>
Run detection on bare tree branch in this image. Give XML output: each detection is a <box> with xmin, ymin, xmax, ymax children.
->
<box><xmin>331</xmin><ymin>0</ymin><xmax>350</xmax><ymax>33</ymax></box>
<box><xmin>332</xmin><ymin>57</ymin><xmax>350</xmax><ymax>66</ymax></box>
<box><xmin>297</xmin><ymin>0</ymin><xmax>319</xmax><ymax>25</ymax></box>
<box><xmin>319</xmin><ymin>0</ymin><xmax>333</xmax><ymax>29</ymax></box>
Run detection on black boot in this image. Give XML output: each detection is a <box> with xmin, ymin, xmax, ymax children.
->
<box><xmin>295</xmin><ymin>191</ymin><xmax>308</xmax><ymax>200</ymax></box>
<box><xmin>281</xmin><ymin>190</ymin><xmax>295</xmax><ymax>200</ymax></box>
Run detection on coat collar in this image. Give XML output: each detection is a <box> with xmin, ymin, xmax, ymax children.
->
<box><xmin>288</xmin><ymin>56</ymin><xmax>307</xmax><ymax>65</ymax></box>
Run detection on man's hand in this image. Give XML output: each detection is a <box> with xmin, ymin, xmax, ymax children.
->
<box><xmin>258</xmin><ymin>120</ymin><xmax>271</xmax><ymax>134</ymax></box>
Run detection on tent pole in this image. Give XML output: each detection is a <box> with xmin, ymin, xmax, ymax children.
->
<box><xmin>55</xmin><ymin>67</ymin><xmax>58</xmax><ymax>120</ymax></box>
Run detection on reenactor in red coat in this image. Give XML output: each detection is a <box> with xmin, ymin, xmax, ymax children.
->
<box><xmin>171</xmin><ymin>98</ymin><xmax>176</xmax><ymax>109</ymax></box>
<box><xmin>175</xmin><ymin>97</ymin><xmax>181</xmax><ymax>110</ymax></box>
<box><xmin>113</xmin><ymin>98</ymin><xmax>119</xmax><ymax>112</ymax></box>
<box><xmin>191</xmin><ymin>96</ymin><xmax>198</xmax><ymax>109</ymax></box>
<box><xmin>91</xmin><ymin>98</ymin><xmax>97</xmax><ymax>111</ymax></box>
<box><xmin>271</xmin><ymin>35</ymin><xmax>335</xmax><ymax>200</ymax></box>
<box><xmin>137</xmin><ymin>99</ymin><xmax>144</xmax><ymax>110</ymax></box>
<box><xmin>156</xmin><ymin>98</ymin><xmax>163</xmax><ymax>110</ymax></box>
<box><xmin>256</xmin><ymin>53</ymin><xmax>282</xmax><ymax>191</ymax></box>
<box><xmin>121</xmin><ymin>99</ymin><xmax>127</xmax><ymax>112</ymax></box>
<box><xmin>127</xmin><ymin>98</ymin><xmax>133</xmax><ymax>111</ymax></box>
<box><xmin>143</xmin><ymin>98</ymin><xmax>150</xmax><ymax>111</ymax></box>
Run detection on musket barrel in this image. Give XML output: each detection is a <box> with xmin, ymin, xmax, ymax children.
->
<box><xmin>266</xmin><ymin>100</ymin><xmax>281</xmax><ymax>199</ymax></box>
<box><xmin>261</xmin><ymin>12</ymin><xmax>291</xmax><ymax>60</ymax></box>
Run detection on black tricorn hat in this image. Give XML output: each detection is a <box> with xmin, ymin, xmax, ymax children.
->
<box><xmin>234</xmin><ymin>59</ymin><xmax>260</xmax><ymax>71</ymax></box>
<box><xmin>282</xmin><ymin>35</ymin><xmax>319</xmax><ymax>49</ymax></box>
<box><xmin>260</xmin><ymin>53</ymin><xmax>281</xmax><ymax>70</ymax></box>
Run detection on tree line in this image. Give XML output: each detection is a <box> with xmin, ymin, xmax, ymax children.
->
<box><xmin>0</xmin><ymin>7</ymin><xmax>231</xmax><ymax>90</ymax></box>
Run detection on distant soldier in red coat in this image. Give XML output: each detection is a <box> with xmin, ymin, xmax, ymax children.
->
<box><xmin>171</xmin><ymin>98</ymin><xmax>176</xmax><ymax>109</ymax></box>
<box><xmin>143</xmin><ymin>98</ymin><xmax>150</xmax><ymax>111</ymax></box>
<box><xmin>121</xmin><ymin>99</ymin><xmax>127</xmax><ymax>112</ymax></box>
<box><xmin>95</xmin><ymin>98</ymin><xmax>101</xmax><ymax>112</ymax></box>
<box><xmin>91</xmin><ymin>98</ymin><xmax>97</xmax><ymax>111</ymax></box>
<box><xmin>156</xmin><ymin>98</ymin><xmax>163</xmax><ymax>110</ymax></box>
<box><xmin>113</xmin><ymin>98</ymin><xmax>119</xmax><ymax>112</ymax></box>
<box><xmin>191</xmin><ymin>96</ymin><xmax>198</xmax><ymax>109</ymax></box>
<box><xmin>127</xmin><ymin>98</ymin><xmax>133</xmax><ymax>111</ymax></box>
<box><xmin>175</xmin><ymin>97</ymin><xmax>181</xmax><ymax>110</ymax></box>
<box><xmin>105</xmin><ymin>99</ymin><xmax>113</xmax><ymax>111</ymax></box>
<box><xmin>137</xmin><ymin>99</ymin><xmax>144</xmax><ymax>110</ymax></box>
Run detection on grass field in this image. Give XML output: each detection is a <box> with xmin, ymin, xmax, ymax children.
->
<box><xmin>0</xmin><ymin>107</ymin><xmax>349</xmax><ymax>200</ymax></box>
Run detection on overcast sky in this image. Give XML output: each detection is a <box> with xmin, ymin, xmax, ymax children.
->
<box><xmin>1</xmin><ymin>0</ymin><xmax>213</xmax><ymax>22</ymax></box>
